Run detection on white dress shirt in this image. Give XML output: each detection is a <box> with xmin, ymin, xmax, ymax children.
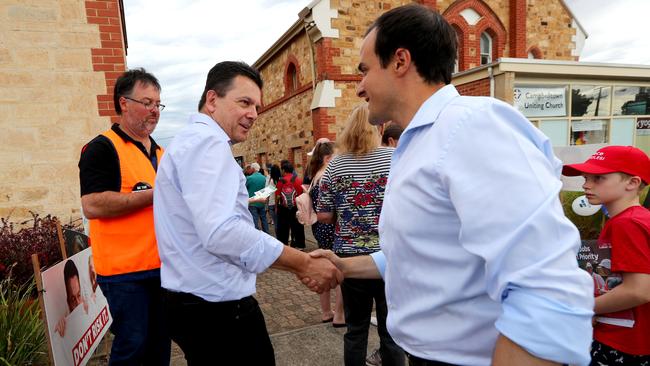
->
<box><xmin>376</xmin><ymin>85</ymin><xmax>594</xmax><ymax>365</ymax></box>
<box><xmin>154</xmin><ymin>113</ymin><xmax>284</xmax><ymax>302</ymax></box>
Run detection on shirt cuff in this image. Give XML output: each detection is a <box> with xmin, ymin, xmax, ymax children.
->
<box><xmin>495</xmin><ymin>287</ymin><xmax>593</xmax><ymax>366</ymax></box>
<box><xmin>239</xmin><ymin>236</ymin><xmax>284</xmax><ymax>274</ymax></box>
<box><xmin>370</xmin><ymin>251</ymin><xmax>386</xmax><ymax>279</ymax></box>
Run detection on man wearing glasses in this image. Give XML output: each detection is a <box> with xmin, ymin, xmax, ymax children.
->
<box><xmin>78</xmin><ymin>68</ymin><xmax>170</xmax><ymax>365</ymax></box>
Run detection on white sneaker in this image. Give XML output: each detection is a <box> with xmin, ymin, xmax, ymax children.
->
<box><xmin>370</xmin><ymin>316</ymin><xmax>378</xmax><ymax>327</ymax></box>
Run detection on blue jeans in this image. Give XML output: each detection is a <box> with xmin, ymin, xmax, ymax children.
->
<box><xmin>99</xmin><ymin>277</ymin><xmax>171</xmax><ymax>366</ymax></box>
<box><xmin>248</xmin><ymin>205</ymin><xmax>269</xmax><ymax>233</ymax></box>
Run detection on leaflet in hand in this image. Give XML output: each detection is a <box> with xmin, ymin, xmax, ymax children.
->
<box><xmin>577</xmin><ymin>239</ymin><xmax>635</xmax><ymax>328</ymax></box>
<box><xmin>254</xmin><ymin>186</ymin><xmax>276</xmax><ymax>199</ymax></box>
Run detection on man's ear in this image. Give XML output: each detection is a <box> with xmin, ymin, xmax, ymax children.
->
<box><xmin>393</xmin><ymin>48</ymin><xmax>412</xmax><ymax>77</ymax></box>
<box><xmin>205</xmin><ymin>90</ymin><xmax>218</xmax><ymax>112</ymax></box>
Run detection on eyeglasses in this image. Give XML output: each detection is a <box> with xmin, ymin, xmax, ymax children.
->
<box><xmin>123</xmin><ymin>96</ymin><xmax>165</xmax><ymax>111</ymax></box>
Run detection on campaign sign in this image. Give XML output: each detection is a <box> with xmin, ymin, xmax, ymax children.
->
<box><xmin>41</xmin><ymin>247</ymin><xmax>112</xmax><ymax>366</ymax></box>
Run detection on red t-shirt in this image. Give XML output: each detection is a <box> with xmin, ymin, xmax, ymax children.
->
<box><xmin>594</xmin><ymin>205</ymin><xmax>650</xmax><ymax>355</ymax></box>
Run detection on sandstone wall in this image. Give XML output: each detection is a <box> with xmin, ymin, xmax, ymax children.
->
<box><xmin>0</xmin><ymin>0</ymin><xmax>123</xmax><ymax>221</ymax></box>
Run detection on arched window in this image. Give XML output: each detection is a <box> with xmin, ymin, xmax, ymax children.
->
<box><xmin>286</xmin><ymin>63</ymin><xmax>298</xmax><ymax>93</ymax></box>
<box><xmin>480</xmin><ymin>32</ymin><xmax>492</xmax><ymax>65</ymax></box>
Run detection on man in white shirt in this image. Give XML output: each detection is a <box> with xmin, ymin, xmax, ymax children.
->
<box><xmin>310</xmin><ymin>4</ymin><xmax>593</xmax><ymax>366</ymax></box>
<box><xmin>154</xmin><ymin>61</ymin><xmax>342</xmax><ymax>365</ymax></box>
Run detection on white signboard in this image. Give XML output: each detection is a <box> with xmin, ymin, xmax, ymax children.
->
<box><xmin>514</xmin><ymin>86</ymin><xmax>567</xmax><ymax>117</ymax></box>
<box><xmin>42</xmin><ymin>246</ymin><xmax>112</xmax><ymax>366</ymax></box>
<box><xmin>572</xmin><ymin>120</ymin><xmax>605</xmax><ymax>132</ymax></box>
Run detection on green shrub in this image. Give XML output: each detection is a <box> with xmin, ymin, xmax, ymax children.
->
<box><xmin>0</xmin><ymin>269</ymin><xmax>47</xmax><ymax>365</ymax></box>
<box><xmin>0</xmin><ymin>213</ymin><xmax>82</xmax><ymax>286</ymax></box>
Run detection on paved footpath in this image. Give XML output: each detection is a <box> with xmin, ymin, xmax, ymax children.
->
<box><xmin>91</xmin><ymin>230</ymin><xmax>381</xmax><ymax>365</ymax></box>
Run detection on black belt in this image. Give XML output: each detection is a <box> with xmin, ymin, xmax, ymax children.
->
<box><xmin>163</xmin><ymin>289</ymin><xmax>255</xmax><ymax>308</ymax></box>
<box><xmin>406</xmin><ymin>353</ymin><xmax>457</xmax><ymax>366</ymax></box>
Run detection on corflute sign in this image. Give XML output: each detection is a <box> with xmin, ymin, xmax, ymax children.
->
<box><xmin>514</xmin><ymin>86</ymin><xmax>567</xmax><ymax>118</ymax></box>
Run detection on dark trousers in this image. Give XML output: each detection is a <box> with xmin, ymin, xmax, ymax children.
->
<box><xmin>163</xmin><ymin>291</ymin><xmax>275</xmax><ymax>366</ymax></box>
<box><xmin>99</xmin><ymin>277</ymin><xmax>170</xmax><ymax>366</ymax></box>
<box><xmin>340</xmin><ymin>278</ymin><xmax>405</xmax><ymax>366</ymax></box>
<box><xmin>276</xmin><ymin>205</ymin><xmax>305</xmax><ymax>248</ymax></box>
<box><xmin>590</xmin><ymin>340</ymin><xmax>650</xmax><ymax>366</ymax></box>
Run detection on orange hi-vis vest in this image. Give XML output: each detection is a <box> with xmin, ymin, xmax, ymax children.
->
<box><xmin>89</xmin><ymin>128</ymin><xmax>164</xmax><ymax>276</ymax></box>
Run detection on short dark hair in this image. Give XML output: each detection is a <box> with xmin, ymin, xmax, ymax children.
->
<box><xmin>368</xmin><ymin>4</ymin><xmax>457</xmax><ymax>85</ymax></box>
<box><xmin>113</xmin><ymin>68</ymin><xmax>161</xmax><ymax>115</ymax></box>
<box><xmin>198</xmin><ymin>61</ymin><xmax>263</xmax><ymax>110</ymax></box>
<box><xmin>381</xmin><ymin>123</ymin><xmax>404</xmax><ymax>145</ymax></box>
<box><xmin>280</xmin><ymin>160</ymin><xmax>294</xmax><ymax>174</ymax></box>
<box><xmin>63</xmin><ymin>260</ymin><xmax>79</xmax><ymax>311</ymax></box>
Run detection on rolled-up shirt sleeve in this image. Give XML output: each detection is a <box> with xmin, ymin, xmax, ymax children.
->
<box><xmin>175</xmin><ymin>137</ymin><xmax>282</xmax><ymax>273</ymax></box>
<box><xmin>445</xmin><ymin>101</ymin><xmax>593</xmax><ymax>365</ymax></box>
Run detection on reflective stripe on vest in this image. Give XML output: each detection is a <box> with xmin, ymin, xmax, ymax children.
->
<box><xmin>89</xmin><ymin>129</ymin><xmax>163</xmax><ymax>276</ymax></box>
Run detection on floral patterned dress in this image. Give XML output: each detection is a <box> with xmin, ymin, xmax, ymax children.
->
<box><xmin>316</xmin><ymin>146</ymin><xmax>394</xmax><ymax>255</ymax></box>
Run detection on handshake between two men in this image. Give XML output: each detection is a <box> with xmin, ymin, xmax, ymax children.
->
<box><xmin>288</xmin><ymin>249</ymin><xmax>381</xmax><ymax>293</ymax></box>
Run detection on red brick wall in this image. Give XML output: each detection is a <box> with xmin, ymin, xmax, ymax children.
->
<box><xmin>456</xmin><ymin>78</ymin><xmax>490</xmax><ymax>96</ymax></box>
<box><xmin>508</xmin><ymin>0</ymin><xmax>526</xmax><ymax>58</ymax></box>
<box><xmin>417</xmin><ymin>0</ymin><xmax>437</xmax><ymax>8</ymax></box>
<box><xmin>311</xmin><ymin>108</ymin><xmax>337</xmax><ymax>141</ymax></box>
<box><xmin>85</xmin><ymin>0</ymin><xmax>127</xmax><ymax>123</ymax></box>
<box><xmin>444</xmin><ymin>0</ymin><xmax>508</xmax><ymax>70</ymax></box>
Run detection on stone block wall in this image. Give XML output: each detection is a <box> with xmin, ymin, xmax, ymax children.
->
<box><xmin>0</xmin><ymin>0</ymin><xmax>125</xmax><ymax>221</ymax></box>
<box><xmin>526</xmin><ymin>0</ymin><xmax>576</xmax><ymax>60</ymax></box>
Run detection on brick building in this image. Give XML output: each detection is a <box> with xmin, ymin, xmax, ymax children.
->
<box><xmin>0</xmin><ymin>0</ymin><xmax>127</xmax><ymax>220</ymax></box>
<box><xmin>233</xmin><ymin>0</ymin><xmax>587</xmax><ymax>174</ymax></box>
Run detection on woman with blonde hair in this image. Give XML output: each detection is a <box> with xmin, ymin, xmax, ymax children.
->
<box><xmin>316</xmin><ymin>103</ymin><xmax>404</xmax><ymax>366</ymax></box>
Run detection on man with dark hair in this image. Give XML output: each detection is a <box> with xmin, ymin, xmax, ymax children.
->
<box><xmin>312</xmin><ymin>4</ymin><xmax>593</xmax><ymax>365</ymax></box>
<box><xmin>154</xmin><ymin>61</ymin><xmax>341</xmax><ymax>365</ymax></box>
<box><xmin>78</xmin><ymin>67</ymin><xmax>170</xmax><ymax>365</ymax></box>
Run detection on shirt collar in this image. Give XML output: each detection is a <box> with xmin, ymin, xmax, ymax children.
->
<box><xmin>404</xmin><ymin>84</ymin><xmax>460</xmax><ymax>133</ymax></box>
<box><xmin>189</xmin><ymin>112</ymin><xmax>232</xmax><ymax>144</ymax></box>
<box><xmin>111</xmin><ymin>123</ymin><xmax>160</xmax><ymax>153</ymax></box>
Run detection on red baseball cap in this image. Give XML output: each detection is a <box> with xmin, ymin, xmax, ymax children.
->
<box><xmin>562</xmin><ymin>145</ymin><xmax>650</xmax><ymax>184</ymax></box>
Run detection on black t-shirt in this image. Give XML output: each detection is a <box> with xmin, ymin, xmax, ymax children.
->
<box><xmin>78</xmin><ymin>124</ymin><xmax>161</xmax><ymax>196</ymax></box>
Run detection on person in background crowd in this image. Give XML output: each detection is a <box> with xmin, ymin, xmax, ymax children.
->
<box><xmin>246</xmin><ymin>162</ymin><xmax>270</xmax><ymax>233</ymax></box>
<box><xmin>275</xmin><ymin>160</ymin><xmax>306</xmax><ymax>249</ymax></box>
<box><xmin>268</xmin><ymin>164</ymin><xmax>281</xmax><ymax>233</ymax></box>
<box><xmin>309</xmin><ymin>4</ymin><xmax>593</xmax><ymax>365</ymax></box>
<box><xmin>563</xmin><ymin>146</ymin><xmax>650</xmax><ymax>366</ymax></box>
<box><xmin>154</xmin><ymin>61</ymin><xmax>341</xmax><ymax>365</ymax></box>
<box><xmin>305</xmin><ymin>140</ymin><xmax>346</xmax><ymax>327</ymax></box>
<box><xmin>78</xmin><ymin>68</ymin><xmax>170</xmax><ymax>365</ymax></box>
<box><xmin>317</xmin><ymin>104</ymin><xmax>404</xmax><ymax>366</ymax></box>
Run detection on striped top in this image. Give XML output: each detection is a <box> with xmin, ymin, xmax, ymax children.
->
<box><xmin>316</xmin><ymin>146</ymin><xmax>393</xmax><ymax>255</ymax></box>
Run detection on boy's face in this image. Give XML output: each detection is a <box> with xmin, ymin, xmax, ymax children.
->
<box><xmin>581</xmin><ymin>173</ymin><xmax>629</xmax><ymax>205</ymax></box>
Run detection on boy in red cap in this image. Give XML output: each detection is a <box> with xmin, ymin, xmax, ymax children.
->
<box><xmin>563</xmin><ymin>145</ymin><xmax>650</xmax><ymax>365</ymax></box>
